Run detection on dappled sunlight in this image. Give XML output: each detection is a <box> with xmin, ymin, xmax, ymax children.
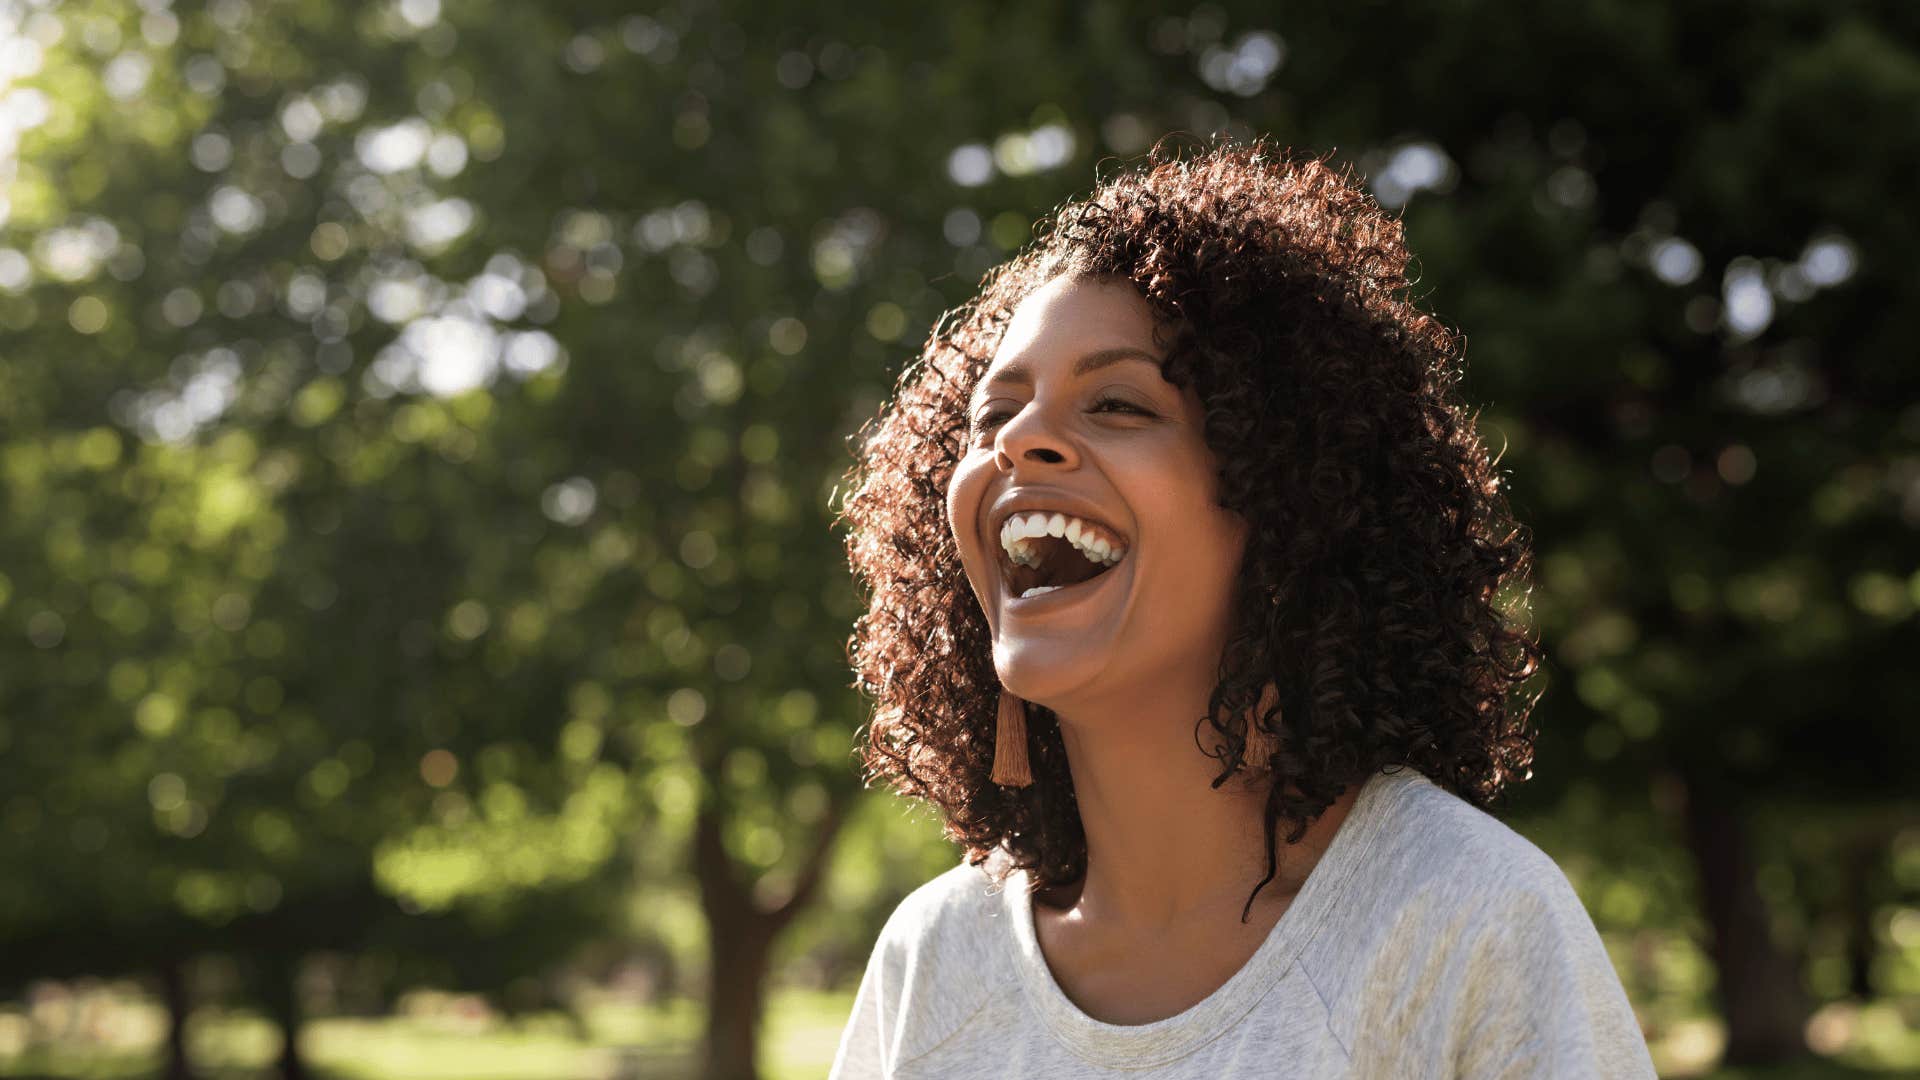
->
<box><xmin>0</xmin><ymin>1</ymin><xmax>1914</xmax><ymax>1077</ymax></box>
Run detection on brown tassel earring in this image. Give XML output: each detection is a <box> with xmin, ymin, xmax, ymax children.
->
<box><xmin>991</xmin><ymin>688</ymin><xmax>1034</xmax><ymax>787</ymax></box>
<box><xmin>1243</xmin><ymin>681</ymin><xmax>1283</xmax><ymax>768</ymax></box>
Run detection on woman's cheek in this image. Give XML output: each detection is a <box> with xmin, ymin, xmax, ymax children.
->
<box><xmin>946</xmin><ymin>453</ymin><xmax>990</xmax><ymax>568</ymax></box>
<box><xmin>945</xmin><ymin>463</ymin><xmax>995</xmax><ymax>615</ymax></box>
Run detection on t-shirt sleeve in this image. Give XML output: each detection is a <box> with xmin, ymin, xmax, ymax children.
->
<box><xmin>828</xmin><ymin>936</ymin><xmax>892</xmax><ymax>1079</ymax></box>
<box><xmin>1451</xmin><ymin>874</ymin><xmax>1657</xmax><ymax>1079</ymax></box>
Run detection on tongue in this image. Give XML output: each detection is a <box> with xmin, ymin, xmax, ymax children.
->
<box><xmin>1033</xmin><ymin>536</ymin><xmax>1111</xmax><ymax>589</ymax></box>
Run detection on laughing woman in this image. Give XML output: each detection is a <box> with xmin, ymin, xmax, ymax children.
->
<box><xmin>830</xmin><ymin>141</ymin><xmax>1656</xmax><ymax>1078</ymax></box>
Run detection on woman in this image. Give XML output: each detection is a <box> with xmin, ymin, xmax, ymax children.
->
<box><xmin>830</xmin><ymin>140</ymin><xmax>1656</xmax><ymax>1077</ymax></box>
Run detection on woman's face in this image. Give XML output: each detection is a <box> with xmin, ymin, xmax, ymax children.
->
<box><xmin>946</xmin><ymin>274</ymin><xmax>1250</xmax><ymax>714</ymax></box>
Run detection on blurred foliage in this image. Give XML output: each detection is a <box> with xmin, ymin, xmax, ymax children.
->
<box><xmin>0</xmin><ymin>0</ymin><xmax>1917</xmax><ymax>1076</ymax></box>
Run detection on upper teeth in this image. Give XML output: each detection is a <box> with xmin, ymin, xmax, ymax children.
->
<box><xmin>998</xmin><ymin>510</ymin><xmax>1126</xmax><ymax>568</ymax></box>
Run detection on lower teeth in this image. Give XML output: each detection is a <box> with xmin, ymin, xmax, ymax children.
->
<box><xmin>1019</xmin><ymin>585</ymin><xmax>1062</xmax><ymax>599</ymax></box>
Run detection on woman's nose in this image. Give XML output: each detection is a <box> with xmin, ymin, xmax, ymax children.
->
<box><xmin>994</xmin><ymin>402</ymin><xmax>1076</xmax><ymax>470</ymax></box>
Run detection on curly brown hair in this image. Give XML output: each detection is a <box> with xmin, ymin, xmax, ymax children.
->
<box><xmin>837</xmin><ymin>138</ymin><xmax>1543</xmax><ymax>921</ymax></box>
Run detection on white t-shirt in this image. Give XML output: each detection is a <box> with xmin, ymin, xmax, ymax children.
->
<box><xmin>829</xmin><ymin>765</ymin><xmax>1657</xmax><ymax>1078</ymax></box>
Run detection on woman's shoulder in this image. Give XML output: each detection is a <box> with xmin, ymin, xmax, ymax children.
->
<box><xmin>1297</xmin><ymin>764</ymin><xmax>1612</xmax><ymax>999</ymax></box>
<box><xmin>1367</xmin><ymin>769</ymin><xmax>1586</xmax><ymax>907</ymax></box>
<box><xmin>1302</xmin><ymin>768</ymin><xmax>1611</xmax><ymax>981</ymax></box>
<box><xmin>873</xmin><ymin>851</ymin><xmax>1022</xmax><ymax>964</ymax></box>
<box><xmin>1308</xmin><ymin>770</ymin><xmax>1656</xmax><ymax>1073</ymax></box>
<box><xmin>849</xmin><ymin>854</ymin><xmax>1021</xmax><ymax>1067</ymax></box>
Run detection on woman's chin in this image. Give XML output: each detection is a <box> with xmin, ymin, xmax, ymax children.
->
<box><xmin>992</xmin><ymin>641</ymin><xmax>1112</xmax><ymax>710</ymax></box>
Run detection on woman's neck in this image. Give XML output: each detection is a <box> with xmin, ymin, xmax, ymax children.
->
<box><xmin>1046</xmin><ymin>679</ymin><xmax>1358</xmax><ymax>931</ymax></box>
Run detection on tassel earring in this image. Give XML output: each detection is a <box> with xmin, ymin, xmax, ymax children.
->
<box><xmin>992</xmin><ymin>688</ymin><xmax>1033</xmax><ymax>787</ymax></box>
<box><xmin>1244</xmin><ymin>682</ymin><xmax>1283</xmax><ymax>768</ymax></box>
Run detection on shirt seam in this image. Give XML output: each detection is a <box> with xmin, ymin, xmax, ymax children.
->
<box><xmin>892</xmin><ymin>969</ymin><xmax>1015</xmax><ymax>1073</ymax></box>
<box><xmin>1245</xmin><ymin>767</ymin><xmax>1409</xmax><ymax>1063</ymax></box>
<box><xmin>1298</xmin><ymin>957</ymin><xmax>1354</xmax><ymax>1061</ymax></box>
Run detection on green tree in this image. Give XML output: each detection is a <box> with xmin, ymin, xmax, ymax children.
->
<box><xmin>6</xmin><ymin>2</ymin><xmax>1919</xmax><ymax>1077</ymax></box>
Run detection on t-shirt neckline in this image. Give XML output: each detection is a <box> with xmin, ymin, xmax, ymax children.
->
<box><xmin>999</xmin><ymin>766</ymin><xmax>1424</xmax><ymax>1068</ymax></box>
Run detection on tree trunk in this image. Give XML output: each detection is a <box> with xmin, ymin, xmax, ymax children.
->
<box><xmin>1677</xmin><ymin>771</ymin><xmax>1809</xmax><ymax>1064</ymax></box>
<box><xmin>693</xmin><ymin>789</ymin><xmax>849</xmax><ymax>1080</ymax></box>
<box><xmin>702</xmin><ymin>912</ymin><xmax>775</xmax><ymax>1080</ymax></box>
<box><xmin>1843</xmin><ymin>822</ymin><xmax>1890</xmax><ymax>1000</ymax></box>
<box><xmin>262</xmin><ymin>952</ymin><xmax>309</xmax><ymax>1080</ymax></box>
<box><xmin>159</xmin><ymin>959</ymin><xmax>196</xmax><ymax>1080</ymax></box>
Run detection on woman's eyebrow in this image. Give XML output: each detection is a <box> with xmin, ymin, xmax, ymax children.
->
<box><xmin>973</xmin><ymin>347</ymin><xmax>1164</xmax><ymax>401</ymax></box>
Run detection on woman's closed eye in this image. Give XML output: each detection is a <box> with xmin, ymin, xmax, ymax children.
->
<box><xmin>971</xmin><ymin>395</ymin><xmax>1156</xmax><ymax>436</ymax></box>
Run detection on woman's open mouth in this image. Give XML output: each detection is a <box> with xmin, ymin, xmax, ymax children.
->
<box><xmin>996</xmin><ymin>510</ymin><xmax>1130</xmax><ymax>612</ymax></box>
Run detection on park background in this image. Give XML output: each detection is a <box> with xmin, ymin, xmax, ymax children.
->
<box><xmin>2</xmin><ymin>0</ymin><xmax>1917</xmax><ymax>1077</ymax></box>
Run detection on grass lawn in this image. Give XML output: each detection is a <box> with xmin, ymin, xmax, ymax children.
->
<box><xmin>0</xmin><ymin>986</ymin><xmax>849</xmax><ymax>1080</ymax></box>
<box><xmin>1</xmin><ymin>983</ymin><xmax>1914</xmax><ymax>1078</ymax></box>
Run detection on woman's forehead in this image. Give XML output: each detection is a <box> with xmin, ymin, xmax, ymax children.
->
<box><xmin>980</xmin><ymin>277</ymin><xmax>1162</xmax><ymax>380</ymax></box>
